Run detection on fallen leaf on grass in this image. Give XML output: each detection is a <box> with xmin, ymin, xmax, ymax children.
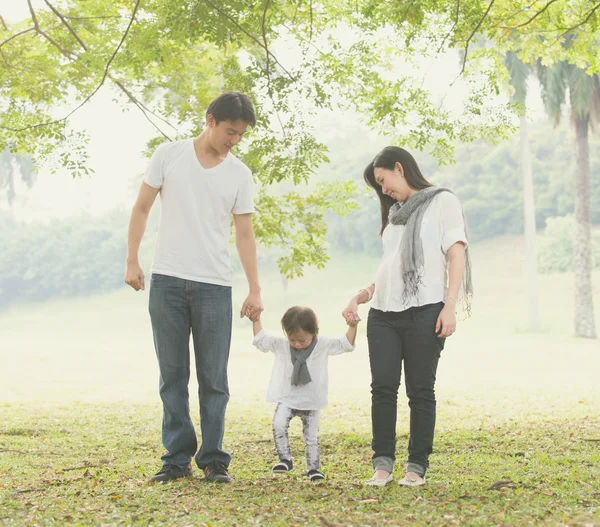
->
<box><xmin>488</xmin><ymin>481</ymin><xmax>517</xmax><ymax>491</ymax></box>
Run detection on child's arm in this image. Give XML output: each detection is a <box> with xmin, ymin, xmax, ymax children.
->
<box><xmin>345</xmin><ymin>323</ymin><xmax>357</xmax><ymax>346</ymax></box>
<box><xmin>252</xmin><ymin>316</ymin><xmax>263</xmax><ymax>336</ymax></box>
<box><xmin>251</xmin><ymin>313</ymin><xmax>287</xmax><ymax>354</ymax></box>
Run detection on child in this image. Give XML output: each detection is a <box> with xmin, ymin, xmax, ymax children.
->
<box><xmin>252</xmin><ymin>306</ymin><xmax>358</xmax><ymax>481</ymax></box>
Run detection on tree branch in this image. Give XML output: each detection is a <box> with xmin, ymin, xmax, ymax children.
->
<box><xmin>0</xmin><ymin>27</ymin><xmax>36</xmax><ymax>49</ymax></box>
<box><xmin>2</xmin><ymin>0</ymin><xmax>143</xmax><ymax>134</ymax></box>
<box><xmin>111</xmin><ymin>79</ymin><xmax>174</xmax><ymax>140</ymax></box>
<box><xmin>201</xmin><ymin>0</ymin><xmax>296</xmax><ymax>81</ymax></box>
<box><xmin>559</xmin><ymin>2</ymin><xmax>600</xmax><ymax>38</ymax></box>
<box><xmin>63</xmin><ymin>15</ymin><xmax>122</xmax><ymax>20</ymax></box>
<box><xmin>437</xmin><ymin>0</ymin><xmax>460</xmax><ymax>53</ymax></box>
<box><xmin>510</xmin><ymin>0</ymin><xmax>561</xmax><ymax>29</ymax></box>
<box><xmin>43</xmin><ymin>0</ymin><xmax>87</xmax><ymax>51</ymax></box>
<box><xmin>27</xmin><ymin>0</ymin><xmax>76</xmax><ymax>58</ymax></box>
<box><xmin>261</xmin><ymin>0</ymin><xmax>272</xmax><ymax>95</ymax></box>
<box><xmin>459</xmin><ymin>0</ymin><xmax>496</xmax><ymax>75</ymax></box>
<box><xmin>0</xmin><ymin>15</ymin><xmax>8</xmax><ymax>31</ymax></box>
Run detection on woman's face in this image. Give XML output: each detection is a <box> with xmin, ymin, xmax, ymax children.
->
<box><xmin>373</xmin><ymin>162</ymin><xmax>413</xmax><ymax>202</ymax></box>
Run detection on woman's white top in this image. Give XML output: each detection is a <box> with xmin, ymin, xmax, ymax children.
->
<box><xmin>372</xmin><ymin>192</ymin><xmax>468</xmax><ymax>312</ymax></box>
<box><xmin>252</xmin><ymin>330</ymin><xmax>354</xmax><ymax>410</ymax></box>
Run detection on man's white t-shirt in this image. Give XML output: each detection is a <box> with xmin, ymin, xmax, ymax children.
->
<box><xmin>143</xmin><ymin>138</ymin><xmax>254</xmax><ymax>286</ymax></box>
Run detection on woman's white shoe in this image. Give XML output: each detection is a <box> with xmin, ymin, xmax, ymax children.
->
<box><xmin>398</xmin><ymin>471</ymin><xmax>426</xmax><ymax>487</ymax></box>
<box><xmin>365</xmin><ymin>473</ymin><xmax>393</xmax><ymax>487</ymax></box>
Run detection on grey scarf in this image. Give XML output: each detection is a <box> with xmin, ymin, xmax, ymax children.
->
<box><xmin>290</xmin><ymin>337</ymin><xmax>317</xmax><ymax>386</ymax></box>
<box><xmin>388</xmin><ymin>186</ymin><xmax>473</xmax><ymax>315</ymax></box>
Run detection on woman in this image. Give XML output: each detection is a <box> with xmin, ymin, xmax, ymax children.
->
<box><xmin>342</xmin><ymin>146</ymin><xmax>472</xmax><ymax>487</ymax></box>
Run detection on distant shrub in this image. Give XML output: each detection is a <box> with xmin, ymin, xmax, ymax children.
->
<box><xmin>538</xmin><ymin>215</ymin><xmax>600</xmax><ymax>273</ymax></box>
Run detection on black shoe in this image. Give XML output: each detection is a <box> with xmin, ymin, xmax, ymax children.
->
<box><xmin>272</xmin><ymin>459</ymin><xmax>293</xmax><ymax>473</ymax></box>
<box><xmin>150</xmin><ymin>463</ymin><xmax>192</xmax><ymax>483</ymax></box>
<box><xmin>307</xmin><ymin>469</ymin><xmax>325</xmax><ymax>482</ymax></box>
<box><xmin>203</xmin><ymin>461</ymin><xmax>231</xmax><ymax>483</ymax></box>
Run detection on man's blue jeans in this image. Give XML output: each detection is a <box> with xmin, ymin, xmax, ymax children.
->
<box><xmin>148</xmin><ymin>273</ymin><xmax>232</xmax><ymax>469</ymax></box>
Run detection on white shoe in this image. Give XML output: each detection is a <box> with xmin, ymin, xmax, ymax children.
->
<box><xmin>365</xmin><ymin>472</ymin><xmax>393</xmax><ymax>487</ymax></box>
<box><xmin>398</xmin><ymin>472</ymin><xmax>426</xmax><ymax>487</ymax></box>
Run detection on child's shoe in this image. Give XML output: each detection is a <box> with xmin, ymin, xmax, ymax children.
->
<box><xmin>272</xmin><ymin>459</ymin><xmax>293</xmax><ymax>473</ymax></box>
<box><xmin>307</xmin><ymin>469</ymin><xmax>325</xmax><ymax>481</ymax></box>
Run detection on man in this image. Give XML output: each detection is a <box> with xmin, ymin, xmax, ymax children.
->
<box><xmin>125</xmin><ymin>92</ymin><xmax>263</xmax><ymax>483</ymax></box>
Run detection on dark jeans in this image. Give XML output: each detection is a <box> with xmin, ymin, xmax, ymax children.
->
<box><xmin>367</xmin><ymin>303</ymin><xmax>445</xmax><ymax>475</ymax></box>
<box><xmin>148</xmin><ymin>274</ymin><xmax>232</xmax><ymax>469</ymax></box>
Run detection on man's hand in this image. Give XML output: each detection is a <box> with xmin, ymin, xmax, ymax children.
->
<box><xmin>240</xmin><ymin>291</ymin><xmax>263</xmax><ymax>320</ymax></box>
<box><xmin>125</xmin><ymin>261</ymin><xmax>145</xmax><ymax>291</ymax></box>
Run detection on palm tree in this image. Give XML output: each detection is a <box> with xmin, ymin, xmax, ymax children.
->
<box><xmin>505</xmin><ymin>51</ymin><xmax>541</xmax><ymax>330</ymax></box>
<box><xmin>537</xmin><ymin>61</ymin><xmax>599</xmax><ymax>339</ymax></box>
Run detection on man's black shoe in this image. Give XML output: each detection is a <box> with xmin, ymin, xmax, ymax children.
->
<box><xmin>150</xmin><ymin>463</ymin><xmax>192</xmax><ymax>483</ymax></box>
<box><xmin>203</xmin><ymin>461</ymin><xmax>231</xmax><ymax>483</ymax></box>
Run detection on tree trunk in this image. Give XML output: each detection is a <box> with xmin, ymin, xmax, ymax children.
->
<box><xmin>519</xmin><ymin>115</ymin><xmax>540</xmax><ymax>330</ymax></box>
<box><xmin>573</xmin><ymin>117</ymin><xmax>597</xmax><ymax>338</ymax></box>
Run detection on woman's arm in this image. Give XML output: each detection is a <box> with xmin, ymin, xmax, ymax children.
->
<box><xmin>436</xmin><ymin>242</ymin><xmax>465</xmax><ymax>338</ymax></box>
<box><xmin>342</xmin><ymin>282</ymin><xmax>375</xmax><ymax>325</ymax></box>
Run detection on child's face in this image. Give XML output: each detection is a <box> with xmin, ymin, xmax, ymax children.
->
<box><xmin>287</xmin><ymin>329</ymin><xmax>314</xmax><ymax>350</ymax></box>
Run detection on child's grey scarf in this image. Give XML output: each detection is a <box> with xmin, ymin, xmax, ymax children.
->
<box><xmin>388</xmin><ymin>187</ymin><xmax>473</xmax><ymax>315</ymax></box>
<box><xmin>290</xmin><ymin>337</ymin><xmax>318</xmax><ymax>386</ymax></box>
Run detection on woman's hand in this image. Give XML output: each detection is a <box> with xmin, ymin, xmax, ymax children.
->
<box><xmin>342</xmin><ymin>299</ymin><xmax>361</xmax><ymax>326</ymax></box>
<box><xmin>435</xmin><ymin>304</ymin><xmax>456</xmax><ymax>338</ymax></box>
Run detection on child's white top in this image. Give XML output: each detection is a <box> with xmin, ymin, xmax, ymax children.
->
<box><xmin>252</xmin><ymin>330</ymin><xmax>354</xmax><ymax>410</ymax></box>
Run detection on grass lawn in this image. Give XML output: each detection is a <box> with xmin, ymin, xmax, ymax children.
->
<box><xmin>1</xmin><ymin>236</ymin><xmax>600</xmax><ymax>526</ymax></box>
<box><xmin>1</xmin><ymin>403</ymin><xmax>599</xmax><ymax>527</ymax></box>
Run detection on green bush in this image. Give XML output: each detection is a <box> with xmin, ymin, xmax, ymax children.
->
<box><xmin>538</xmin><ymin>215</ymin><xmax>600</xmax><ymax>273</ymax></box>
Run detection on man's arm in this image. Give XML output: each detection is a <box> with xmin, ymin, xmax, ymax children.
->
<box><xmin>125</xmin><ymin>182</ymin><xmax>160</xmax><ymax>291</ymax></box>
<box><xmin>233</xmin><ymin>213</ymin><xmax>263</xmax><ymax>319</ymax></box>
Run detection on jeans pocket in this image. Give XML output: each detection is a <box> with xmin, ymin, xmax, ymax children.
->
<box><xmin>412</xmin><ymin>303</ymin><xmax>444</xmax><ymax>335</ymax></box>
<box><xmin>150</xmin><ymin>273</ymin><xmax>172</xmax><ymax>287</ymax></box>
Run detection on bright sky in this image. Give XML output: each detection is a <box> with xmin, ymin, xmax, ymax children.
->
<box><xmin>1</xmin><ymin>0</ymin><xmax>547</xmax><ymax>222</ymax></box>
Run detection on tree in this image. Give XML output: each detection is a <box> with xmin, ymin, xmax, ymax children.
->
<box><xmin>537</xmin><ymin>60</ymin><xmax>599</xmax><ymax>338</ymax></box>
<box><xmin>505</xmin><ymin>50</ymin><xmax>541</xmax><ymax>330</ymax></box>
<box><xmin>1</xmin><ymin>0</ymin><xmax>599</xmax><ymax>278</ymax></box>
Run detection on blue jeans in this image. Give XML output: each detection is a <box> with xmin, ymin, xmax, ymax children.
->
<box><xmin>148</xmin><ymin>274</ymin><xmax>232</xmax><ymax>469</ymax></box>
<box><xmin>367</xmin><ymin>303</ymin><xmax>445</xmax><ymax>476</ymax></box>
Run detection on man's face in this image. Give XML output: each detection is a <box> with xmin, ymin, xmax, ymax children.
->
<box><xmin>206</xmin><ymin>115</ymin><xmax>249</xmax><ymax>156</ymax></box>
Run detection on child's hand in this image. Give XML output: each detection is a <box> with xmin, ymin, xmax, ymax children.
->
<box><xmin>249</xmin><ymin>311</ymin><xmax>262</xmax><ymax>323</ymax></box>
<box><xmin>345</xmin><ymin>317</ymin><xmax>359</xmax><ymax>328</ymax></box>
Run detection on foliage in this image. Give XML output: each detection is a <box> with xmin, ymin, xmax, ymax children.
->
<box><xmin>538</xmin><ymin>215</ymin><xmax>600</xmax><ymax>273</ymax></box>
<box><xmin>326</xmin><ymin>122</ymin><xmax>600</xmax><ymax>249</ymax></box>
<box><xmin>1</xmin><ymin>0</ymin><xmax>599</xmax><ymax>278</ymax></box>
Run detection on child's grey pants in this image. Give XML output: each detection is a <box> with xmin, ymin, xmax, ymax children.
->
<box><xmin>272</xmin><ymin>403</ymin><xmax>320</xmax><ymax>472</ymax></box>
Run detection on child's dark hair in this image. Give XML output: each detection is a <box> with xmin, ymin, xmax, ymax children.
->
<box><xmin>206</xmin><ymin>91</ymin><xmax>256</xmax><ymax>127</ymax></box>
<box><xmin>281</xmin><ymin>306</ymin><xmax>319</xmax><ymax>336</ymax></box>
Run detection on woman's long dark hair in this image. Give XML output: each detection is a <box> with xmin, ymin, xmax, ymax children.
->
<box><xmin>363</xmin><ymin>146</ymin><xmax>433</xmax><ymax>235</ymax></box>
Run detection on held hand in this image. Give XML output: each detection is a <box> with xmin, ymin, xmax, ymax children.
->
<box><xmin>342</xmin><ymin>300</ymin><xmax>361</xmax><ymax>326</ymax></box>
<box><xmin>241</xmin><ymin>291</ymin><xmax>263</xmax><ymax>320</ymax></box>
<box><xmin>125</xmin><ymin>261</ymin><xmax>145</xmax><ymax>291</ymax></box>
<box><xmin>435</xmin><ymin>305</ymin><xmax>456</xmax><ymax>338</ymax></box>
<box><xmin>248</xmin><ymin>310</ymin><xmax>262</xmax><ymax>323</ymax></box>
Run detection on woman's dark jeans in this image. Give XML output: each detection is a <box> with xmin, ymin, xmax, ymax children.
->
<box><xmin>367</xmin><ymin>303</ymin><xmax>445</xmax><ymax>476</ymax></box>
